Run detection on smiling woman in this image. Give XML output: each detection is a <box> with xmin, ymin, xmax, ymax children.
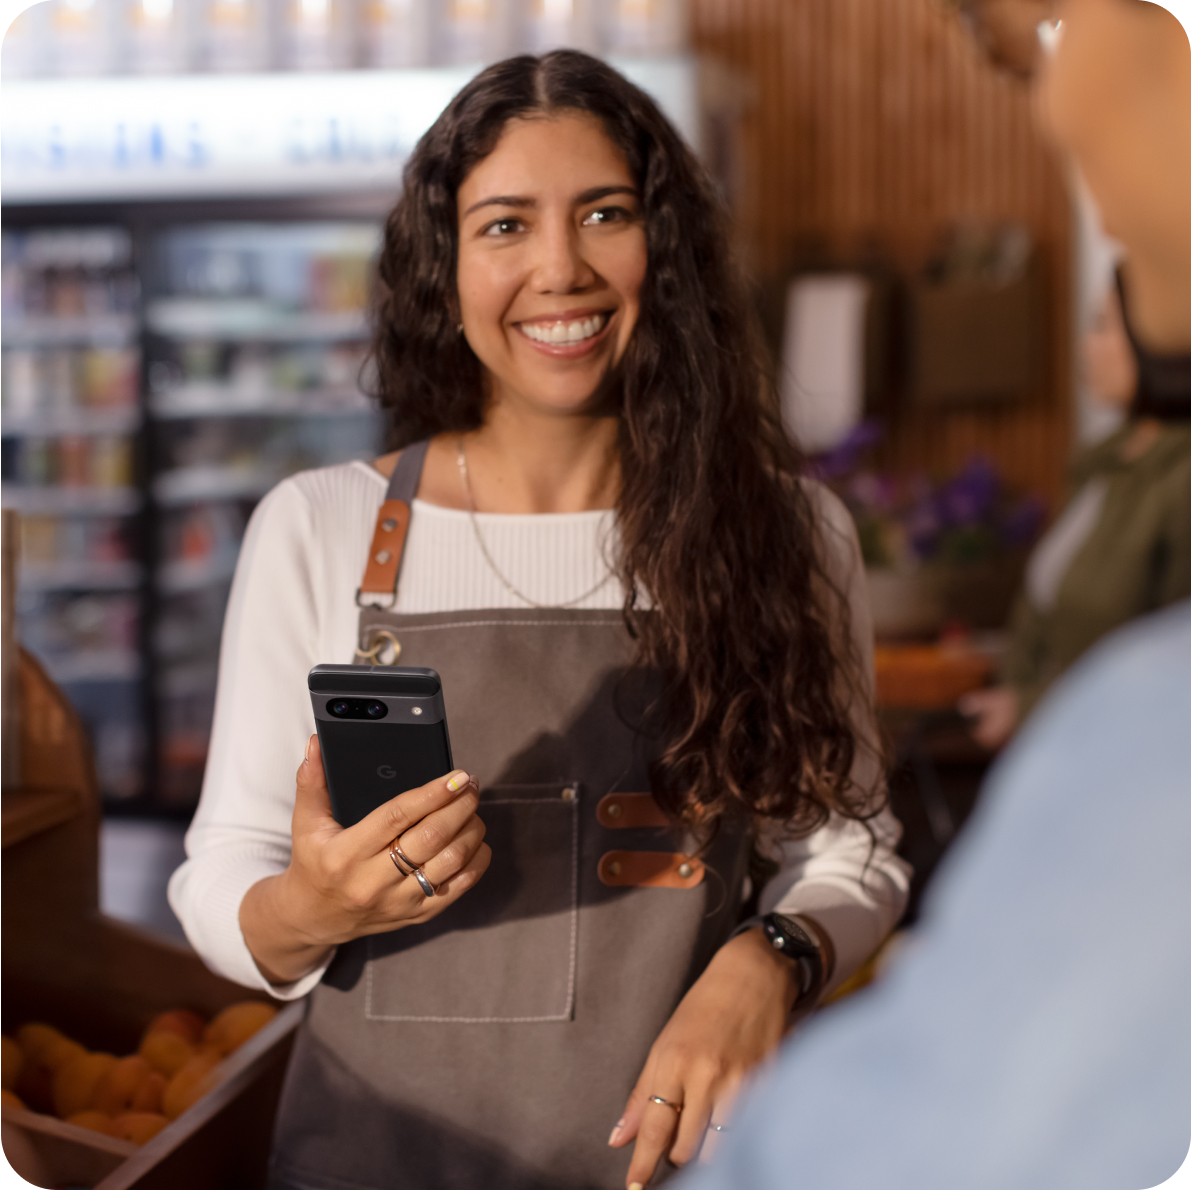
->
<box><xmin>169</xmin><ymin>49</ymin><xmax>911</xmax><ymax>1190</ymax></box>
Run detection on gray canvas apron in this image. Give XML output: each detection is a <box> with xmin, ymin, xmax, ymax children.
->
<box><xmin>269</xmin><ymin>443</ymin><xmax>752</xmax><ymax>1190</ymax></box>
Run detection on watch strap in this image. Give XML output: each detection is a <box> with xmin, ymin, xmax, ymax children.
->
<box><xmin>732</xmin><ymin>912</ymin><xmax>827</xmax><ymax>1006</ymax></box>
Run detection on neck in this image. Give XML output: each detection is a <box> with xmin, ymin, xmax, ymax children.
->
<box><xmin>461</xmin><ymin>404</ymin><xmax>620</xmax><ymax>515</ymax></box>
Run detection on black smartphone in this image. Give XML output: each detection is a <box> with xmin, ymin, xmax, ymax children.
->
<box><xmin>308</xmin><ymin>664</ymin><xmax>454</xmax><ymax>828</ymax></box>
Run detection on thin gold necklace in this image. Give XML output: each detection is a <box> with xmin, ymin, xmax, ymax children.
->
<box><xmin>455</xmin><ymin>436</ymin><xmax>616</xmax><ymax>610</ymax></box>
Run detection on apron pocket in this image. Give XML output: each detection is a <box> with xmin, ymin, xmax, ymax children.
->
<box><xmin>364</xmin><ymin>782</ymin><xmax>579</xmax><ymax>1023</ymax></box>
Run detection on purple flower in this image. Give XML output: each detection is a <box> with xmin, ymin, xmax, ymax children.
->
<box><xmin>938</xmin><ymin>456</ymin><xmax>1000</xmax><ymax>527</ymax></box>
<box><xmin>1000</xmin><ymin>496</ymin><xmax>1046</xmax><ymax>549</ymax></box>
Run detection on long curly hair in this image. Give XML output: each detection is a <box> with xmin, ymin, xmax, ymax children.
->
<box><xmin>371</xmin><ymin>50</ymin><xmax>880</xmax><ymax>838</ymax></box>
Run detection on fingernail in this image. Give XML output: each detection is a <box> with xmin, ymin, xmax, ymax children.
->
<box><xmin>607</xmin><ymin>1120</ymin><xmax>624</xmax><ymax>1145</ymax></box>
<box><xmin>629</xmin><ymin>1183</ymin><xmax>644</xmax><ymax>1190</ymax></box>
<box><xmin>305</xmin><ymin>735</ymin><xmax>316</xmax><ymax>762</ymax></box>
<box><xmin>446</xmin><ymin>771</ymin><xmax>471</xmax><ymax>792</ymax></box>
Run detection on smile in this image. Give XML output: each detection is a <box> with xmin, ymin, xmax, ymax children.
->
<box><xmin>518</xmin><ymin>312</ymin><xmax>610</xmax><ymax>345</ymax></box>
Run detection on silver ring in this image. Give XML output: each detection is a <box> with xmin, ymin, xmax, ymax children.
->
<box><xmin>709</xmin><ymin>1122</ymin><xmax>730</xmax><ymax>1132</ymax></box>
<box><xmin>389</xmin><ymin>841</ymin><xmax>436</xmax><ymax>897</ymax></box>
<box><xmin>648</xmin><ymin>1095</ymin><xmax>683</xmax><ymax>1113</ymax></box>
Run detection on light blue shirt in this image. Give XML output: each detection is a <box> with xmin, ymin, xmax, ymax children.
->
<box><xmin>683</xmin><ymin>600</ymin><xmax>1191</xmax><ymax>1190</ymax></box>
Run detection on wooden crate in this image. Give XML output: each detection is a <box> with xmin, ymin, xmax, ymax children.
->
<box><xmin>2</xmin><ymin>650</ymin><xmax>302</xmax><ymax>1189</ymax></box>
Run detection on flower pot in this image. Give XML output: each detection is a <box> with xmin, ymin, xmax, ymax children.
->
<box><xmin>865</xmin><ymin>566</ymin><xmax>948</xmax><ymax>641</ymax></box>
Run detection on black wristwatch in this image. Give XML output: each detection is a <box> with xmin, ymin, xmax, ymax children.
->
<box><xmin>732</xmin><ymin>913</ymin><xmax>826</xmax><ymax>1005</ymax></box>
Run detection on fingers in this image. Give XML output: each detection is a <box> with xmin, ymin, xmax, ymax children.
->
<box><xmin>669</xmin><ymin>1088</ymin><xmax>713</xmax><ymax>1167</ymax></box>
<box><xmin>418</xmin><ymin>814</ymin><xmax>487</xmax><ymax>887</ymax></box>
<box><xmin>608</xmin><ymin>1077</ymin><xmax>650</xmax><ymax>1149</ymax></box>
<box><xmin>394</xmin><ymin>779</ymin><xmax>481</xmax><ymax>868</ymax></box>
<box><xmin>696</xmin><ymin>1077</ymin><xmax>742</xmax><ymax>1164</ymax></box>
<box><xmin>624</xmin><ymin>1090</ymin><xmax>684</xmax><ymax>1189</ymax></box>
<box><xmin>293</xmin><ymin>735</ymin><xmax>337</xmax><ymax>832</ymax></box>
<box><xmin>348</xmin><ymin>768</ymin><xmax>476</xmax><ymax>861</ymax></box>
<box><xmin>425</xmin><ymin>840</ymin><xmax>492</xmax><ymax>905</ymax></box>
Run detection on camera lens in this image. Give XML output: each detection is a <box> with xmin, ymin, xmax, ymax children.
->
<box><xmin>329</xmin><ymin>700</ymin><xmax>350</xmax><ymax>717</ymax></box>
<box><xmin>365</xmin><ymin>701</ymin><xmax>387</xmax><ymax>718</ymax></box>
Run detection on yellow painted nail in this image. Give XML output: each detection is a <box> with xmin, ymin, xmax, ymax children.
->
<box><xmin>446</xmin><ymin>771</ymin><xmax>470</xmax><ymax>791</ymax></box>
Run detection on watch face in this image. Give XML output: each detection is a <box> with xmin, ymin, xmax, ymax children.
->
<box><xmin>768</xmin><ymin>915</ymin><xmax>817</xmax><ymax>957</ymax></box>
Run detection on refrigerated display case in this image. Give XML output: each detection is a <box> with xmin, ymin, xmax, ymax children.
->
<box><xmin>2</xmin><ymin>213</ymin><xmax>386</xmax><ymax>808</ymax></box>
<box><xmin>143</xmin><ymin>219</ymin><xmax>382</xmax><ymax>803</ymax></box>
<box><xmin>1</xmin><ymin>226</ymin><xmax>148</xmax><ymax>799</ymax></box>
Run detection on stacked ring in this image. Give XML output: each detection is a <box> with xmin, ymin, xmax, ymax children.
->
<box><xmin>388</xmin><ymin>839</ymin><xmax>436</xmax><ymax>897</ymax></box>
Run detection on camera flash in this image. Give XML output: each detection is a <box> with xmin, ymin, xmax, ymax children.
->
<box><xmin>412</xmin><ymin>706</ymin><xmax>423</xmax><ymax>715</ymax></box>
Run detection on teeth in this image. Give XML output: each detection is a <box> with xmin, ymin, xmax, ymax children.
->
<box><xmin>521</xmin><ymin>313</ymin><xmax>607</xmax><ymax>345</ymax></box>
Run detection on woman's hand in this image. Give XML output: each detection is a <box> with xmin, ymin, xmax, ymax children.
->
<box><xmin>609</xmin><ymin>929</ymin><xmax>800</xmax><ymax>1187</ymax></box>
<box><xmin>959</xmin><ymin>686</ymin><xmax>1021</xmax><ymax>750</ymax></box>
<box><xmin>239</xmin><ymin>735</ymin><xmax>492</xmax><ymax>986</ymax></box>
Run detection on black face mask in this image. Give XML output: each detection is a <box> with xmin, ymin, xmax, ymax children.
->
<box><xmin>1117</xmin><ymin>270</ymin><xmax>1191</xmax><ymax>422</ymax></box>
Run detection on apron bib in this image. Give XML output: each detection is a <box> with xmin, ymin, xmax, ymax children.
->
<box><xmin>269</xmin><ymin>444</ymin><xmax>751</xmax><ymax>1190</ymax></box>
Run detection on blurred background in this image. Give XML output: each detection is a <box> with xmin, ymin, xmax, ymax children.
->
<box><xmin>1</xmin><ymin>0</ymin><xmax>1110</xmax><ymax>937</ymax></box>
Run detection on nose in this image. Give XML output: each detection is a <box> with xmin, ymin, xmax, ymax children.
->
<box><xmin>530</xmin><ymin>216</ymin><xmax>595</xmax><ymax>295</ymax></box>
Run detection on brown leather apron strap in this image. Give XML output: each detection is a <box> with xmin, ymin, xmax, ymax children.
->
<box><xmin>356</xmin><ymin>439</ymin><xmax>432</xmax><ymax>608</ymax></box>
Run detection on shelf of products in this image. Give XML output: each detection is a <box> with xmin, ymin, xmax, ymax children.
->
<box><xmin>1</xmin><ymin>313</ymin><xmax>139</xmax><ymax>348</ymax></box>
<box><xmin>146</xmin><ymin>300</ymin><xmax>369</xmax><ymax>342</ymax></box>
<box><xmin>18</xmin><ymin>559</ymin><xmax>144</xmax><ymax>592</ymax></box>
<box><xmin>0</xmin><ymin>486</ymin><xmax>143</xmax><ymax>516</ymax></box>
<box><xmin>151</xmin><ymin>386</ymin><xmax>373</xmax><ymax>419</ymax></box>
<box><xmin>2</xmin><ymin>226</ymin><xmax>147</xmax><ymax>803</ymax></box>
<box><xmin>144</xmin><ymin>219</ymin><xmax>384</xmax><ymax>805</ymax></box>
<box><xmin>1</xmin><ymin>407</ymin><xmax>143</xmax><ymax>436</ymax></box>
<box><xmin>2</xmin><ymin>218</ymin><xmax>387</xmax><ymax>807</ymax></box>
<box><xmin>1</xmin><ymin>0</ymin><xmax>688</xmax><ymax>79</ymax></box>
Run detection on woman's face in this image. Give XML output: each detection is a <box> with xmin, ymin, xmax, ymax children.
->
<box><xmin>455</xmin><ymin>110</ymin><xmax>647</xmax><ymax>418</ymax></box>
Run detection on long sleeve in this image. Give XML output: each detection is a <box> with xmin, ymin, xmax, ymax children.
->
<box><xmin>168</xmin><ymin>476</ymin><xmax>340</xmax><ymax>999</ymax></box>
<box><xmin>760</xmin><ymin>484</ymin><xmax>912</xmax><ymax>992</ymax></box>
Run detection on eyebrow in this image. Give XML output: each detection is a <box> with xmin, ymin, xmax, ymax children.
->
<box><xmin>462</xmin><ymin>185</ymin><xmax>639</xmax><ymax>218</ymax></box>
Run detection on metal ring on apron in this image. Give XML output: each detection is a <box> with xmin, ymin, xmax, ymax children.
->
<box><xmin>357</xmin><ymin>628</ymin><xmax>402</xmax><ymax>665</ymax></box>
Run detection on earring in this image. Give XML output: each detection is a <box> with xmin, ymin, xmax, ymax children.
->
<box><xmin>457</xmin><ymin>321</ymin><xmax>464</xmax><ymax>333</ymax></box>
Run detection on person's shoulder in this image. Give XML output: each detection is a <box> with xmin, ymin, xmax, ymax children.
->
<box><xmin>1016</xmin><ymin>599</ymin><xmax>1191</xmax><ymax>756</ymax></box>
<box><xmin>797</xmin><ymin>475</ymin><xmax>862</xmax><ymax>574</ymax></box>
<box><xmin>1081</xmin><ymin>597</ymin><xmax>1191</xmax><ymax>685</ymax></box>
<box><xmin>278</xmin><ymin>458</ymin><xmax>386</xmax><ymax>507</ymax></box>
<box><xmin>253</xmin><ymin>459</ymin><xmax>385</xmax><ymax>525</ymax></box>
<box><xmin>798</xmin><ymin>475</ymin><xmax>853</xmax><ymax>535</ymax></box>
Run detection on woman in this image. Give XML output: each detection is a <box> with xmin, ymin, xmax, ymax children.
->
<box><xmin>169</xmin><ymin>51</ymin><xmax>909</xmax><ymax>1190</ymax></box>
<box><xmin>961</xmin><ymin>280</ymin><xmax>1191</xmax><ymax>748</ymax></box>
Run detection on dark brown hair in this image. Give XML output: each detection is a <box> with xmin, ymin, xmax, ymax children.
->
<box><xmin>371</xmin><ymin>50</ymin><xmax>879</xmax><ymax>838</ymax></box>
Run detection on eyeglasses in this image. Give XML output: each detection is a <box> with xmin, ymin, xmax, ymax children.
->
<box><xmin>949</xmin><ymin>0</ymin><xmax>1061</xmax><ymax>80</ymax></box>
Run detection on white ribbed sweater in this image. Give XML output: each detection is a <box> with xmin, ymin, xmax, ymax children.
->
<box><xmin>168</xmin><ymin>459</ymin><xmax>910</xmax><ymax>999</ymax></box>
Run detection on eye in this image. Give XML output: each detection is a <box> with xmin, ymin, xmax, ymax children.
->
<box><xmin>482</xmin><ymin>217</ymin><xmax>524</xmax><ymax>237</ymax></box>
<box><xmin>581</xmin><ymin>206</ymin><xmax>632</xmax><ymax>227</ymax></box>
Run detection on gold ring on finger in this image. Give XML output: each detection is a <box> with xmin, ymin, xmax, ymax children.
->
<box><xmin>647</xmin><ymin>1095</ymin><xmax>683</xmax><ymax>1113</ymax></box>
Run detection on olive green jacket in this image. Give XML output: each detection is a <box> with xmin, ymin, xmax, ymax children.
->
<box><xmin>1002</xmin><ymin>422</ymin><xmax>1191</xmax><ymax>719</ymax></box>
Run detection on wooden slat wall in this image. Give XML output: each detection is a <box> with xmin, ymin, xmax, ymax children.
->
<box><xmin>692</xmin><ymin>0</ymin><xmax>1074</xmax><ymax>509</ymax></box>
